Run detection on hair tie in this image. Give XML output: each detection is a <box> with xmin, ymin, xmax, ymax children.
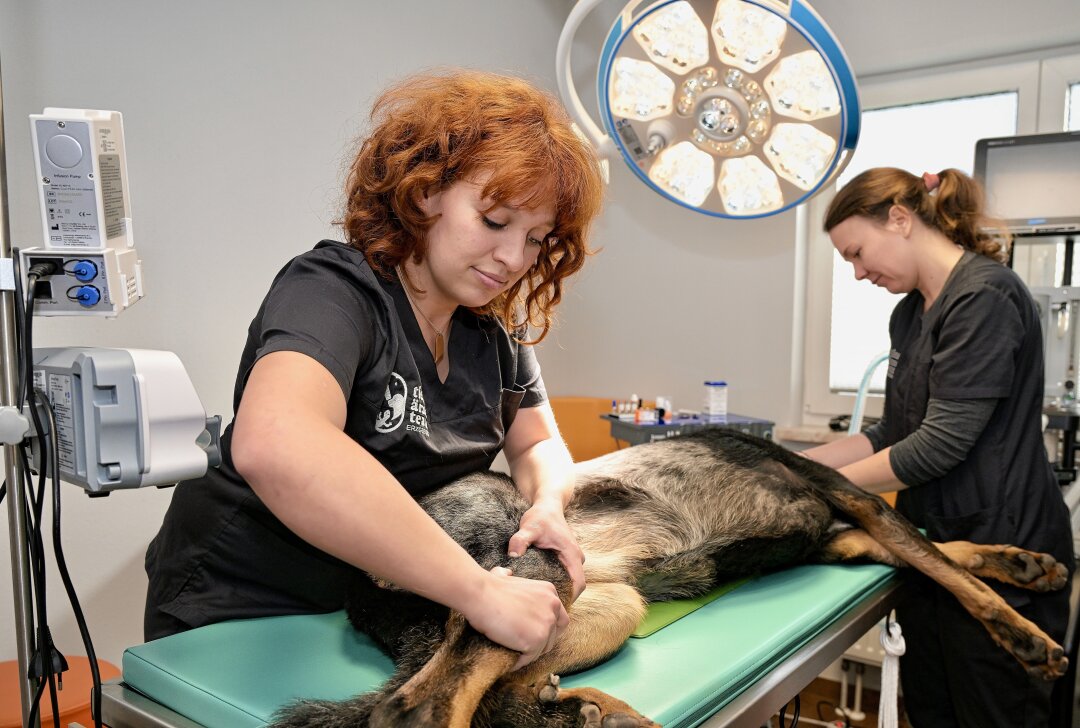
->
<box><xmin>922</xmin><ymin>172</ymin><xmax>940</xmax><ymax>193</ymax></box>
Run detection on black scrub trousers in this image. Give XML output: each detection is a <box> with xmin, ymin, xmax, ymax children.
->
<box><xmin>879</xmin><ymin>252</ymin><xmax>1073</xmax><ymax>728</ymax></box>
<box><xmin>144</xmin><ymin>241</ymin><xmax>546</xmax><ymax>640</ymax></box>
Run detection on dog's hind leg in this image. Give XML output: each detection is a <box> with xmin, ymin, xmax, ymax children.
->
<box><xmin>934</xmin><ymin>541</ymin><xmax>1069</xmax><ymax>592</ymax></box>
<box><xmin>820</xmin><ymin>529</ymin><xmax>1069</xmax><ymax>592</ymax></box>
<box><xmin>804</xmin><ymin>478</ymin><xmax>1068</xmax><ymax>680</ymax></box>
<box><xmin>817</xmin><ymin>528</ymin><xmax>906</xmax><ymax>567</ymax></box>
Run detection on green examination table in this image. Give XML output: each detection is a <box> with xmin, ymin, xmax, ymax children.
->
<box><xmin>102</xmin><ymin>563</ymin><xmax>903</xmax><ymax>728</ymax></box>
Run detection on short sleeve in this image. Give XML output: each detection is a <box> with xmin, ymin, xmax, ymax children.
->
<box><xmin>930</xmin><ymin>285</ymin><xmax>1024</xmax><ymax>400</ymax></box>
<box><xmin>252</xmin><ymin>252</ymin><xmax>382</xmax><ymax>398</ymax></box>
<box><xmin>516</xmin><ymin>343</ymin><xmax>548</xmax><ymax>408</ymax></box>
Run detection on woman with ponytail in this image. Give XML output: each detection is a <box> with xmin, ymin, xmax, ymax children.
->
<box><xmin>804</xmin><ymin>167</ymin><xmax>1074</xmax><ymax>727</ymax></box>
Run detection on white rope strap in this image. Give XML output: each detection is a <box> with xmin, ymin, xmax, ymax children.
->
<box><xmin>878</xmin><ymin>617</ymin><xmax>906</xmax><ymax>728</ymax></box>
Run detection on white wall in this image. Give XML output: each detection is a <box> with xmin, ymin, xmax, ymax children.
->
<box><xmin>2</xmin><ymin>0</ymin><xmax>1080</xmax><ymax>677</ymax></box>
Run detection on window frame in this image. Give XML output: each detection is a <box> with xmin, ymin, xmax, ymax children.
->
<box><xmin>1039</xmin><ymin>53</ymin><xmax>1080</xmax><ymax>130</ymax></box>
<box><xmin>801</xmin><ymin>59</ymin><xmax>1042</xmax><ymax>421</ymax></box>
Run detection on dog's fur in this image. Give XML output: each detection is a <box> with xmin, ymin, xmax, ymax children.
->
<box><xmin>272</xmin><ymin>429</ymin><xmax>1070</xmax><ymax>728</ymax></box>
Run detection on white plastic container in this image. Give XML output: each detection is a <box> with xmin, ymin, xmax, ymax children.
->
<box><xmin>703</xmin><ymin>381</ymin><xmax>728</xmax><ymax>416</ymax></box>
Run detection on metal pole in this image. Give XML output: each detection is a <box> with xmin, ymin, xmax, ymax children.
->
<box><xmin>0</xmin><ymin>50</ymin><xmax>37</xmax><ymax>726</ymax></box>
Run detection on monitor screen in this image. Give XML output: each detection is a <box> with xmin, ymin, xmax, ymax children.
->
<box><xmin>974</xmin><ymin>131</ymin><xmax>1080</xmax><ymax>235</ymax></box>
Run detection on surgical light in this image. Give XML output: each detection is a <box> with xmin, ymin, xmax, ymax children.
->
<box><xmin>556</xmin><ymin>0</ymin><xmax>860</xmax><ymax>218</ymax></box>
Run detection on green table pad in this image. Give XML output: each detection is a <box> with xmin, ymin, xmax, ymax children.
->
<box><xmin>632</xmin><ymin>577</ymin><xmax>751</xmax><ymax>638</ymax></box>
<box><xmin>123</xmin><ymin>562</ymin><xmax>896</xmax><ymax>728</ymax></box>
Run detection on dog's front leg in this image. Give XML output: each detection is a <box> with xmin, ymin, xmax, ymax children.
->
<box><xmin>368</xmin><ymin>610</ymin><xmax>515</xmax><ymax>728</ymax></box>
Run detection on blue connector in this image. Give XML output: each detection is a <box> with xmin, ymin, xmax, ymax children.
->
<box><xmin>71</xmin><ymin>260</ymin><xmax>98</xmax><ymax>282</ymax></box>
<box><xmin>76</xmin><ymin>285</ymin><xmax>101</xmax><ymax>307</ymax></box>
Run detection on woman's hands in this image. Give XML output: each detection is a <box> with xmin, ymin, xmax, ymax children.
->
<box><xmin>462</xmin><ymin>497</ymin><xmax>585</xmax><ymax>671</ymax></box>
<box><xmin>494</xmin><ymin>402</ymin><xmax>586</xmax><ymax>667</ymax></box>
<box><xmin>462</xmin><ymin>565</ymin><xmax>569</xmax><ymax>671</ymax></box>
<box><xmin>508</xmin><ymin>499</ymin><xmax>586</xmax><ymax>602</ymax></box>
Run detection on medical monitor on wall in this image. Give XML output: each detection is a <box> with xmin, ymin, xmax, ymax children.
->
<box><xmin>974</xmin><ymin>130</ymin><xmax>1080</xmax><ymax>236</ymax></box>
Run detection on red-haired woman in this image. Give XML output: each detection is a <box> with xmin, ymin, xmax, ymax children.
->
<box><xmin>145</xmin><ymin>70</ymin><xmax>604</xmax><ymax>671</ymax></box>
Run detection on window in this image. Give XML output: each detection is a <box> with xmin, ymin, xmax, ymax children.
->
<box><xmin>802</xmin><ymin>60</ymin><xmax>1041</xmax><ymax>419</ymax></box>
<box><xmin>1039</xmin><ymin>54</ymin><xmax>1080</xmax><ymax>132</ymax></box>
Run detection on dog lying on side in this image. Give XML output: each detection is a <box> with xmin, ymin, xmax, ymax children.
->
<box><xmin>272</xmin><ymin>428</ymin><xmax>1070</xmax><ymax>728</ymax></box>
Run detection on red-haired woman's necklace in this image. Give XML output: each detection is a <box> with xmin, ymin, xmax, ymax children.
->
<box><xmin>400</xmin><ymin>278</ymin><xmax>447</xmax><ymax>365</ymax></box>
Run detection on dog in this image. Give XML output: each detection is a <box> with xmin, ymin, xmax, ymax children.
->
<box><xmin>271</xmin><ymin>428</ymin><xmax>1070</xmax><ymax>728</ymax></box>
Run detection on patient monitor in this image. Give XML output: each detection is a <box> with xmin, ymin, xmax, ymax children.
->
<box><xmin>974</xmin><ymin>130</ymin><xmax>1080</xmax><ymax>236</ymax></box>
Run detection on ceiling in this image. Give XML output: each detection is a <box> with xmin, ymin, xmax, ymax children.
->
<box><xmin>809</xmin><ymin>0</ymin><xmax>1080</xmax><ymax>78</ymax></box>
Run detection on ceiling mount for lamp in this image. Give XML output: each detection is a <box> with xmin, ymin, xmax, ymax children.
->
<box><xmin>556</xmin><ymin>0</ymin><xmax>860</xmax><ymax>219</ymax></box>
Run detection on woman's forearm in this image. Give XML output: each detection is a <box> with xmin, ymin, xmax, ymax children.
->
<box><xmin>837</xmin><ymin>446</ymin><xmax>909</xmax><ymax>495</ymax></box>
<box><xmin>232</xmin><ymin>352</ymin><xmax>492</xmax><ymax>614</ymax></box>
<box><xmin>802</xmin><ymin>432</ymin><xmax>875</xmax><ymax>469</ymax></box>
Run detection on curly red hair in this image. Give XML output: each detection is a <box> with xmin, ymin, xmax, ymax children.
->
<box><xmin>340</xmin><ymin>69</ymin><xmax>605</xmax><ymax>342</ymax></box>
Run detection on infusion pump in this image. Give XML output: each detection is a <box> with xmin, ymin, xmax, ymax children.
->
<box><xmin>22</xmin><ymin>108</ymin><xmax>144</xmax><ymax>316</ymax></box>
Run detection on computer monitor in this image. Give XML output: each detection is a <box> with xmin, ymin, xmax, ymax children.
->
<box><xmin>973</xmin><ymin>130</ymin><xmax>1080</xmax><ymax>236</ymax></box>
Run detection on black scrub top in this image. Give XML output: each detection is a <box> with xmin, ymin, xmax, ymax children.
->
<box><xmin>144</xmin><ymin>240</ymin><xmax>546</xmax><ymax>635</ymax></box>
<box><xmin>884</xmin><ymin>251</ymin><xmax>1073</xmax><ymax>602</ymax></box>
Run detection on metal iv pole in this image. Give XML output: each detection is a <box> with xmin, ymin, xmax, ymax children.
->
<box><xmin>0</xmin><ymin>50</ymin><xmax>38</xmax><ymax>726</ymax></box>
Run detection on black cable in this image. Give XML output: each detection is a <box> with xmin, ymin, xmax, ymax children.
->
<box><xmin>14</xmin><ymin>252</ymin><xmax>62</xmax><ymax>728</ymax></box>
<box><xmin>40</xmin><ymin>390</ymin><xmax>104</xmax><ymax>728</ymax></box>
<box><xmin>26</xmin><ymin>674</ymin><xmax>47</xmax><ymax>728</ymax></box>
<box><xmin>11</xmin><ymin>253</ymin><xmax>102</xmax><ymax>728</ymax></box>
<box><xmin>816</xmin><ymin>699</ymin><xmax>835</xmax><ymax>721</ymax></box>
<box><xmin>14</xmin><ymin>251</ymin><xmax>70</xmax><ymax>728</ymax></box>
<box><xmin>778</xmin><ymin>694</ymin><xmax>802</xmax><ymax>727</ymax></box>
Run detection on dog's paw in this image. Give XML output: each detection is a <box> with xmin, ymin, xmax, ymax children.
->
<box><xmin>533</xmin><ymin>682</ymin><xmax>659</xmax><ymax>727</ymax></box>
<box><xmin>1025</xmin><ymin>641</ymin><xmax>1068</xmax><ymax>681</ymax></box>
<box><xmin>986</xmin><ymin>615</ymin><xmax>1069</xmax><ymax>681</ymax></box>
<box><xmin>986</xmin><ymin>548</ymin><xmax>1069</xmax><ymax>592</ymax></box>
<box><xmin>538</xmin><ymin>673</ymin><xmax>561</xmax><ymax>703</ymax></box>
<box><xmin>578</xmin><ymin>702</ymin><xmax>656</xmax><ymax>727</ymax></box>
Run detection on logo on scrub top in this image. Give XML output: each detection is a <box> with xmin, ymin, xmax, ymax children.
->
<box><xmin>375</xmin><ymin>372</ymin><xmax>408</xmax><ymax>433</ymax></box>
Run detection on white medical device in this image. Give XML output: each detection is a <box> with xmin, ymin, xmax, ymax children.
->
<box><xmin>29</xmin><ymin>347</ymin><xmax>221</xmax><ymax>495</ymax></box>
<box><xmin>3</xmin><ymin>103</ymin><xmax>213</xmax><ymax>727</ymax></box>
<box><xmin>22</xmin><ymin>108</ymin><xmax>144</xmax><ymax>315</ymax></box>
